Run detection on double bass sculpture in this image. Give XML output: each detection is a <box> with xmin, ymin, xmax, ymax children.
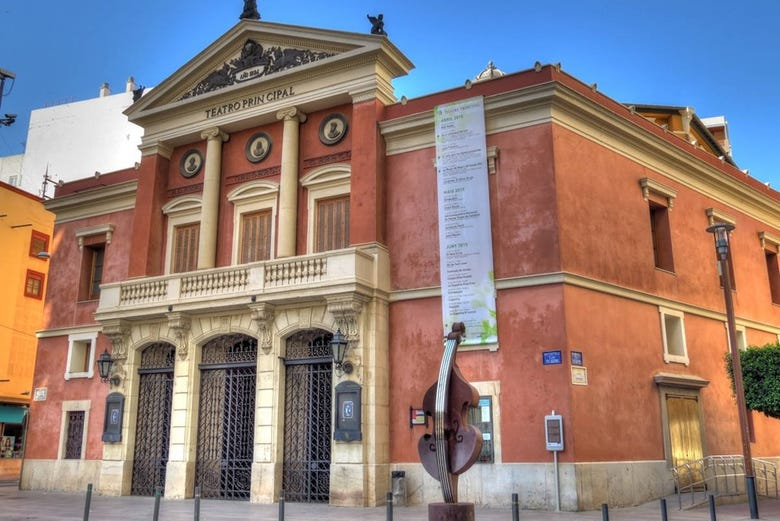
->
<box><xmin>418</xmin><ymin>322</ymin><xmax>482</xmax><ymax>520</ymax></box>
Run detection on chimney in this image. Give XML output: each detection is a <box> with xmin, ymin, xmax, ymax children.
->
<box><xmin>99</xmin><ymin>82</ymin><xmax>110</xmax><ymax>97</ymax></box>
<box><xmin>126</xmin><ymin>76</ymin><xmax>136</xmax><ymax>92</ymax></box>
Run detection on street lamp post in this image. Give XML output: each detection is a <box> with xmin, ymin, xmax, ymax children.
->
<box><xmin>706</xmin><ymin>222</ymin><xmax>759</xmax><ymax>519</ymax></box>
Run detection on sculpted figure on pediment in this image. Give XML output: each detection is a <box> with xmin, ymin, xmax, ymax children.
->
<box><xmin>180</xmin><ymin>40</ymin><xmax>334</xmax><ymax>100</ymax></box>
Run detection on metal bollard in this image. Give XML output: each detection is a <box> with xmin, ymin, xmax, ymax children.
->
<box><xmin>82</xmin><ymin>483</ymin><xmax>93</xmax><ymax>521</ymax></box>
<box><xmin>278</xmin><ymin>489</ymin><xmax>285</xmax><ymax>521</ymax></box>
<box><xmin>660</xmin><ymin>497</ymin><xmax>668</xmax><ymax>521</ymax></box>
<box><xmin>708</xmin><ymin>494</ymin><xmax>717</xmax><ymax>521</ymax></box>
<box><xmin>601</xmin><ymin>503</ymin><xmax>609</xmax><ymax>521</ymax></box>
<box><xmin>386</xmin><ymin>491</ymin><xmax>393</xmax><ymax>521</ymax></box>
<box><xmin>194</xmin><ymin>486</ymin><xmax>200</xmax><ymax>521</ymax></box>
<box><xmin>512</xmin><ymin>492</ymin><xmax>519</xmax><ymax>521</ymax></box>
<box><xmin>153</xmin><ymin>486</ymin><xmax>161</xmax><ymax>521</ymax></box>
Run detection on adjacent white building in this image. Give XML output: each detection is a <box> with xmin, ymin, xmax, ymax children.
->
<box><xmin>11</xmin><ymin>78</ymin><xmax>145</xmax><ymax>197</ymax></box>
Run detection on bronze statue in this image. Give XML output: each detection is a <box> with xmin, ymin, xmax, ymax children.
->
<box><xmin>418</xmin><ymin>322</ymin><xmax>482</xmax><ymax>518</ymax></box>
<box><xmin>240</xmin><ymin>0</ymin><xmax>260</xmax><ymax>20</ymax></box>
<box><xmin>367</xmin><ymin>13</ymin><xmax>387</xmax><ymax>36</ymax></box>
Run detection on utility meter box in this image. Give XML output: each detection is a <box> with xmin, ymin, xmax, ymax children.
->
<box><xmin>544</xmin><ymin>413</ymin><xmax>564</xmax><ymax>452</ymax></box>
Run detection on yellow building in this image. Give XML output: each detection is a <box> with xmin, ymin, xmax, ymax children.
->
<box><xmin>0</xmin><ymin>181</ymin><xmax>53</xmax><ymax>480</ymax></box>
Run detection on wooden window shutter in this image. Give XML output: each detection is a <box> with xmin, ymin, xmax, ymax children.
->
<box><xmin>173</xmin><ymin>223</ymin><xmax>200</xmax><ymax>273</ymax></box>
<box><xmin>315</xmin><ymin>196</ymin><xmax>349</xmax><ymax>253</ymax></box>
<box><xmin>240</xmin><ymin>210</ymin><xmax>272</xmax><ymax>263</ymax></box>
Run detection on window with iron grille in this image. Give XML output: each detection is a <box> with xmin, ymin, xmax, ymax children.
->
<box><xmin>172</xmin><ymin>223</ymin><xmax>199</xmax><ymax>273</ymax></box>
<box><xmin>64</xmin><ymin>411</ymin><xmax>85</xmax><ymax>459</ymax></box>
<box><xmin>315</xmin><ymin>196</ymin><xmax>349</xmax><ymax>252</ymax></box>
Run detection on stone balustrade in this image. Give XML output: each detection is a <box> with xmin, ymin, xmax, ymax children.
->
<box><xmin>95</xmin><ymin>248</ymin><xmax>378</xmax><ymax>322</ymax></box>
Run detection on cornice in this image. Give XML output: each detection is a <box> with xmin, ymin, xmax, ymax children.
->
<box><xmin>380</xmin><ymin>79</ymin><xmax>780</xmax><ymax>230</ymax></box>
<box><xmin>37</xmin><ymin>324</ymin><xmax>101</xmax><ymax>339</ymax></box>
<box><xmin>44</xmin><ymin>180</ymin><xmax>138</xmax><ymax>224</ymax></box>
<box><xmin>389</xmin><ymin>271</ymin><xmax>780</xmax><ymax>337</ymax></box>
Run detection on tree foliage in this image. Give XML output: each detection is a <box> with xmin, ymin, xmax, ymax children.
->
<box><xmin>725</xmin><ymin>343</ymin><xmax>780</xmax><ymax>419</ymax></box>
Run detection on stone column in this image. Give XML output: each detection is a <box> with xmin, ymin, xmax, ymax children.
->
<box><xmin>275</xmin><ymin>107</ymin><xmax>306</xmax><ymax>258</ymax></box>
<box><xmin>197</xmin><ymin>127</ymin><xmax>229</xmax><ymax>270</ymax></box>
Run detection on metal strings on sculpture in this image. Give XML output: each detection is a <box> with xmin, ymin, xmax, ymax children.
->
<box><xmin>418</xmin><ymin>322</ymin><xmax>482</xmax><ymax>520</ymax></box>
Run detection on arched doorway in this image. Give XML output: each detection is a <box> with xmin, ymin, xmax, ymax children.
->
<box><xmin>282</xmin><ymin>329</ymin><xmax>333</xmax><ymax>502</ymax></box>
<box><xmin>131</xmin><ymin>342</ymin><xmax>176</xmax><ymax>496</ymax></box>
<box><xmin>195</xmin><ymin>334</ymin><xmax>257</xmax><ymax>500</ymax></box>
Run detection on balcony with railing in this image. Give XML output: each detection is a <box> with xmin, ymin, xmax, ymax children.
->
<box><xmin>94</xmin><ymin>247</ymin><xmax>386</xmax><ymax>322</ymax></box>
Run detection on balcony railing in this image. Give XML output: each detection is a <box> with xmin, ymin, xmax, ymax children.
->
<box><xmin>95</xmin><ymin>248</ymin><xmax>380</xmax><ymax>320</ymax></box>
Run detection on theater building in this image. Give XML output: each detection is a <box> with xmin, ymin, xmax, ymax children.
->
<box><xmin>22</xmin><ymin>12</ymin><xmax>780</xmax><ymax>511</ymax></box>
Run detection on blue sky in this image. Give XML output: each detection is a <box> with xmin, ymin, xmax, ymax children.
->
<box><xmin>1</xmin><ymin>1</ymin><xmax>778</xmax><ymax>187</ymax></box>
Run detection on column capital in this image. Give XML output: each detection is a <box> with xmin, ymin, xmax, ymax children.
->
<box><xmin>276</xmin><ymin>106</ymin><xmax>307</xmax><ymax>123</ymax></box>
<box><xmin>201</xmin><ymin>127</ymin><xmax>229</xmax><ymax>142</ymax></box>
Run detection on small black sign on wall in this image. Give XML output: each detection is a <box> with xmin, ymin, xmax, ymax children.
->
<box><xmin>334</xmin><ymin>381</ymin><xmax>362</xmax><ymax>442</ymax></box>
<box><xmin>102</xmin><ymin>392</ymin><xmax>124</xmax><ymax>443</ymax></box>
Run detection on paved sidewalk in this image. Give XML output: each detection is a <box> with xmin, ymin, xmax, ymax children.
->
<box><xmin>0</xmin><ymin>484</ymin><xmax>778</xmax><ymax>520</ymax></box>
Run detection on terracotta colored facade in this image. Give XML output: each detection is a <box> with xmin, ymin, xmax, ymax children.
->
<box><xmin>22</xmin><ymin>18</ymin><xmax>780</xmax><ymax>511</ymax></box>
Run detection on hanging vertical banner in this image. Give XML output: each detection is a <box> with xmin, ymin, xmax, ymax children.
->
<box><xmin>435</xmin><ymin>96</ymin><xmax>497</xmax><ymax>346</ymax></box>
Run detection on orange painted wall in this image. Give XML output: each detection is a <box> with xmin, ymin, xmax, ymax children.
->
<box><xmin>563</xmin><ymin>287</ymin><xmax>665</xmax><ymax>461</ymax></box>
<box><xmin>389</xmin><ymin>285</ymin><xmax>571</xmax><ymax>464</ymax></box>
<box><xmin>0</xmin><ymin>183</ymin><xmax>53</xmax><ymax>403</ymax></box>
<box><xmin>553</xmin><ymin>123</ymin><xmax>780</xmax><ymax>324</ymax></box>
<box><xmin>385</xmin><ymin>123</ymin><xmax>561</xmax><ymax>291</ymax></box>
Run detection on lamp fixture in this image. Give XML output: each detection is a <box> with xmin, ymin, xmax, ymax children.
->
<box><xmin>96</xmin><ymin>350</ymin><xmax>121</xmax><ymax>386</ymax></box>
<box><xmin>330</xmin><ymin>329</ymin><xmax>353</xmax><ymax>374</ymax></box>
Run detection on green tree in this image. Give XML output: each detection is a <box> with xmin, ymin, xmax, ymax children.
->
<box><xmin>725</xmin><ymin>343</ymin><xmax>780</xmax><ymax>419</ymax></box>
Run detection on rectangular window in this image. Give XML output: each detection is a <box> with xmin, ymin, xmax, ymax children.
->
<box><xmin>649</xmin><ymin>201</ymin><xmax>674</xmax><ymax>272</ymax></box>
<box><xmin>64</xmin><ymin>411</ymin><xmax>85</xmax><ymax>459</ymax></box>
<box><xmin>728</xmin><ymin>325</ymin><xmax>747</xmax><ymax>352</ymax></box>
<box><xmin>24</xmin><ymin>270</ymin><xmax>45</xmax><ymax>299</ymax></box>
<box><xmin>765</xmin><ymin>250</ymin><xmax>780</xmax><ymax>304</ymax></box>
<box><xmin>29</xmin><ymin>230</ymin><xmax>49</xmax><ymax>258</ymax></box>
<box><xmin>660</xmin><ymin>307</ymin><xmax>688</xmax><ymax>365</ymax></box>
<box><xmin>239</xmin><ymin>210</ymin><xmax>272</xmax><ymax>263</ymax></box>
<box><xmin>315</xmin><ymin>196</ymin><xmax>349</xmax><ymax>253</ymax></box>
<box><xmin>467</xmin><ymin>396</ymin><xmax>495</xmax><ymax>463</ymax></box>
<box><xmin>7</xmin><ymin>175</ymin><xmax>18</xmax><ymax>186</ymax></box>
<box><xmin>65</xmin><ymin>332</ymin><xmax>96</xmax><ymax>380</ymax></box>
<box><xmin>172</xmin><ymin>223</ymin><xmax>199</xmax><ymax>273</ymax></box>
<box><xmin>79</xmin><ymin>244</ymin><xmax>105</xmax><ymax>300</ymax></box>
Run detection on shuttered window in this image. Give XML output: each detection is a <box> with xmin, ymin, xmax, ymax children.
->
<box><xmin>240</xmin><ymin>210</ymin><xmax>272</xmax><ymax>263</ymax></box>
<box><xmin>315</xmin><ymin>196</ymin><xmax>349</xmax><ymax>253</ymax></box>
<box><xmin>172</xmin><ymin>223</ymin><xmax>199</xmax><ymax>273</ymax></box>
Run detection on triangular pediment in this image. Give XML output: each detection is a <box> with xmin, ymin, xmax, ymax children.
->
<box><xmin>126</xmin><ymin>19</ymin><xmax>413</xmax><ymax>144</ymax></box>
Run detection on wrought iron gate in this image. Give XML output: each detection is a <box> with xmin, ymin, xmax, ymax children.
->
<box><xmin>282</xmin><ymin>329</ymin><xmax>333</xmax><ymax>503</ymax></box>
<box><xmin>131</xmin><ymin>342</ymin><xmax>175</xmax><ymax>496</ymax></box>
<box><xmin>195</xmin><ymin>334</ymin><xmax>257</xmax><ymax>500</ymax></box>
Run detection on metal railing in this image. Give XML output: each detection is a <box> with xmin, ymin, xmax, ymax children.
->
<box><xmin>672</xmin><ymin>455</ymin><xmax>778</xmax><ymax>509</ymax></box>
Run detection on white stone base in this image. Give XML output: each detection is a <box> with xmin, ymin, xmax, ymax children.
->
<box><xmin>21</xmin><ymin>459</ymin><xmax>102</xmax><ymax>492</ymax></box>
<box><xmin>394</xmin><ymin>460</ymin><xmax>673</xmax><ymax>511</ymax></box>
